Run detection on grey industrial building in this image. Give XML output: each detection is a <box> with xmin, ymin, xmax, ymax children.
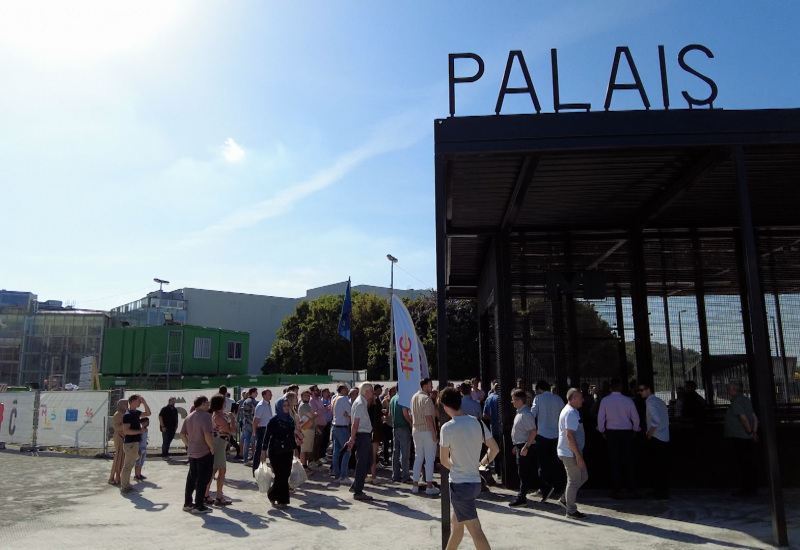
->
<box><xmin>110</xmin><ymin>282</ymin><xmax>427</xmax><ymax>375</ymax></box>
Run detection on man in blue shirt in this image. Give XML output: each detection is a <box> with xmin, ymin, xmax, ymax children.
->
<box><xmin>482</xmin><ymin>383</ymin><xmax>502</xmax><ymax>476</ymax></box>
<box><xmin>640</xmin><ymin>382</ymin><xmax>670</xmax><ymax>500</ymax></box>
<box><xmin>531</xmin><ymin>380</ymin><xmax>564</xmax><ymax>502</ymax></box>
<box><xmin>459</xmin><ymin>381</ymin><xmax>483</xmax><ymax>418</ymax></box>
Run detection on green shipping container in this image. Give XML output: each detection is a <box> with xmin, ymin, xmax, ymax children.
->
<box><xmin>101</xmin><ymin>325</ymin><xmax>249</xmax><ymax>377</ymax></box>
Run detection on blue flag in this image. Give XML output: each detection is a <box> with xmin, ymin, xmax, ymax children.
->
<box><xmin>337</xmin><ymin>278</ymin><xmax>352</xmax><ymax>340</ymax></box>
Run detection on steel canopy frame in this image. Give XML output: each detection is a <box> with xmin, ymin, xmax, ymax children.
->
<box><xmin>435</xmin><ymin>108</ymin><xmax>800</xmax><ymax>547</ymax></box>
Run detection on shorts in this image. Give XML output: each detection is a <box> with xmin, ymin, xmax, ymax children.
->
<box><xmin>301</xmin><ymin>428</ymin><xmax>315</xmax><ymax>453</ymax></box>
<box><xmin>450</xmin><ymin>482</ymin><xmax>481</xmax><ymax>522</ymax></box>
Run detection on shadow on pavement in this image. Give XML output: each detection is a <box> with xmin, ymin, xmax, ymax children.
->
<box><xmin>217</xmin><ymin>506</ymin><xmax>274</xmax><ymax>530</ymax></box>
<box><xmin>267</xmin><ymin>503</ymin><xmax>346</xmax><ymax>530</ymax></box>
<box><xmin>587</xmin><ymin>513</ymin><xmax>765</xmax><ymax>550</ymax></box>
<box><xmin>126</xmin><ymin>492</ymin><xmax>168</xmax><ymax>512</ymax></box>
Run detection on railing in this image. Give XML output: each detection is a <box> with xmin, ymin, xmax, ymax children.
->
<box><xmin>128</xmin><ymin>353</ymin><xmax>182</xmax><ymax>390</ymax></box>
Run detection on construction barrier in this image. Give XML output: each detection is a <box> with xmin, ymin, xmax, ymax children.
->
<box><xmin>0</xmin><ymin>392</ymin><xmax>35</xmax><ymax>445</ymax></box>
<box><xmin>38</xmin><ymin>391</ymin><xmax>109</xmax><ymax>448</ymax></box>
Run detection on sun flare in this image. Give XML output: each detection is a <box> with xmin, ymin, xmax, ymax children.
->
<box><xmin>0</xmin><ymin>1</ymin><xmax>182</xmax><ymax>63</ymax></box>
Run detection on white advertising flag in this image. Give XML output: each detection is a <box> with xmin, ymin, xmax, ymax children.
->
<box><xmin>392</xmin><ymin>295</ymin><xmax>423</xmax><ymax>408</ymax></box>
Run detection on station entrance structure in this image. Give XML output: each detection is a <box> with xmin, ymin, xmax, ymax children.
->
<box><xmin>434</xmin><ymin>109</ymin><xmax>800</xmax><ymax>546</ymax></box>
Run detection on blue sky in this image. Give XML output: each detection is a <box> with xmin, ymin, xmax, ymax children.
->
<box><xmin>2</xmin><ymin>1</ymin><xmax>799</xmax><ymax>311</ymax></box>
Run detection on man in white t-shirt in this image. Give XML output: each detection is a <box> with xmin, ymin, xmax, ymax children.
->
<box><xmin>440</xmin><ymin>387</ymin><xmax>499</xmax><ymax>550</ymax></box>
<box><xmin>557</xmin><ymin>388</ymin><xmax>588</xmax><ymax>519</ymax></box>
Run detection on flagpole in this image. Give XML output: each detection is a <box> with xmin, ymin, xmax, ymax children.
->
<box><xmin>387</xmin><ymin>254</ymin><xmax>398</xmax><ymax>381</ymax></box>
<box><xmin>350</xmin><ymin>328</ymin><xmax>355</xmax><ymax>385</ymax></box>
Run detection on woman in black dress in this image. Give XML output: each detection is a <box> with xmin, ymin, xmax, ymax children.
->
<box><xmin>262</xmin><ymin>394</ymin><xmax>298</xmax><ymax>509</ymax></box>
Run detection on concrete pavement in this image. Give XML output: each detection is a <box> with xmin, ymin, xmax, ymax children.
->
<box><xmin>0</xmin><ymin>448</ymin><xmax>798</xmax><ymax>549</ymax></box>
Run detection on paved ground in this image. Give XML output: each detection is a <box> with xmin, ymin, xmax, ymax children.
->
<box><xmin>0</xmin><ymin>447</ymin><xmax>798</xmax><ymax>549</ymax></box>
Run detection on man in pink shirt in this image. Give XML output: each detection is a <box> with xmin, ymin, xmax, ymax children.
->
<box><xmin>596</xmin><ymin>378</ymin><xmax>640</xmax><ymax>499</ymax></box>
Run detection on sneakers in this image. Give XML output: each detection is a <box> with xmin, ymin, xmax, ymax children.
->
<box><xmin>182</xmin><ymin>504</ymin><xmax>194</xmax><ymax>512</ymax></box>
<box><xmin>120</xmin><ymin>486</ymin><xmax>136</xmax><ymax>494</ymax></box>
<box><xmin>191</xmin><ymin>506</ymin><xmax>212</xmax><ymax>515</ymax></box>
<box><xmin>411</xmin><ymin>484</ymin><xmax>420</xmax><ymax>494</ymax></box>
<box><xmin>509</xmin><ymin>498</ymin><xmax>527</xmax><ymax>507</ymax></box>
<box><xmin>425</xmin><ymin>486</ymin><xmax>441</xmax><ymax>496</ymax></box>
<box><xmin>557</xmin><ymin>495</ymin><xmax>567</xmax><ymax>509</ymax></box>
<box><xmin>566</xmin><ymin>510</ymin><xmax>588</xmax><ymax>520</ymax></box>
<box><xmin>353</xmin><ymin>493</ymin><xmax>374</xmax><ymax>501</ymax></box>
<box><xmin>541</xmin><ymin>486</ymin><xmax>555</xmax><ymax>503</ymax></box>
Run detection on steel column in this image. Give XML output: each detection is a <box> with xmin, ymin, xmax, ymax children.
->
<box><xmin>629</xmin><ymin>232</ymin><xmax>653</xmax><ymax>385</ymax></box>
<box><xmin>732</xmin><ymin>146</ymin><xmax>787</xmax><ymax>547</ymax></box>
<box><xmin>435</xmin><ymin>153</ymin><xmax>450</xmax><ymax>549</ymax></box>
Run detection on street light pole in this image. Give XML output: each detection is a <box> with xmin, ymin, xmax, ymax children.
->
<box><xmin>387</xmin><ymin>254</ymin><xmax>398</xmax><ymax>381</ymax></box>
<box><xmin>153</xmin><ymin>278</ymin><xmax>170</xmax><ymax>326</ymax></box>
<box><xmin>678</xmin><ymin>309</ymin><xmax>687</xmax><ymax>382</ymax></box>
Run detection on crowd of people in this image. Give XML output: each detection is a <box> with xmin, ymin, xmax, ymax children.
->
<box><xmin>107</xmin><ymin>376</ymin><xmax>760</xmax><ymax>547</ymax></box>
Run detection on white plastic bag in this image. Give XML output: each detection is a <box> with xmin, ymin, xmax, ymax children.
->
<box><xmin>256</xmin><ymin>462</ymin><xmax>273</xmax><ymax>494</ymax></box>
<box><xmin>289</xmin><ymin>456</ymin><xmax>308</xmax><ymax>488</ymax></box>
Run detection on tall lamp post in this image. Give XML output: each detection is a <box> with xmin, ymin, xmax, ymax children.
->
<box><xmin>387</xmin><ymin>254</ymin><xmax>398</xmax><ymax>381</ymax></box>
<box><xmin>678</xmin><ymin>309</ymin><xmax>687</xmax><ymax>382</ymax></box>
<box><xmin>154</xmin><ymin>278</ymin><xmax>169</xmax><ymax>326</ymax></box>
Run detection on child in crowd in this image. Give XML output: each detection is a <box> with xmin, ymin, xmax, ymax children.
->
<box><xmin>134</xmin><ymin>417</ymin><xmax>150</xmax><ymax>481</ymax></box>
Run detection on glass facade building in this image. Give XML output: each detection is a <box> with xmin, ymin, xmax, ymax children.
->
<box><xmin>0</xmin><ymin>290</ymin><xmax>109</xmax><ymax>387</ymax></box>
<box><xmin>110</xmin><ymin>289</ymin><xmax>188</xmax><ymax>327</ymax></box>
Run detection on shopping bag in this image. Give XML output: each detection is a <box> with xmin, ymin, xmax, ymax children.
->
<box><xmin>256</xmin><ymin>462</ymin><xmax>274</xmax><ymax>494</ymax></box>
<box><xmin>289</xmin><ymin>456</ymin><xmax>308</xmax><ymax>488</ymax></box>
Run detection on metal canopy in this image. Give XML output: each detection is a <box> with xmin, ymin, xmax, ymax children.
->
<box><xmin>436</xmin><ymin>109</ymin><xmax>800</xmax><ymax>298</ymax></box>
<box><xmin>434</xmin><ymin>107</ymin><xmax>798</xmax><ymax>547</ymax></box>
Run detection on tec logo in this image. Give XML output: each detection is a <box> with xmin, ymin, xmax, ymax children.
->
<box><xmin>398</xmin><ymin>331</ymin><xmax>416</xmax><ymax>380</ymax></box>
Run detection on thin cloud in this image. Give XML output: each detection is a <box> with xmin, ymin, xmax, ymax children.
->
<box><xmin>222</xmin><ymin>137</ymin><xmax>245</xmax><ymax>162</ymax></box>
<box><xmin>181</xmin><ymin>111</ymin><xmax>428</xmax><ymax>246</ymax></box>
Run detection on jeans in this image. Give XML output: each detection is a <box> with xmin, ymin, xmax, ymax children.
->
<box><xmin>185</xmin><ymin>452</ymin><xmax>214</xmax><ymax>508</ymax></box>
<box><xmin>241</xmin><ymin>425</ymin><xmax>254</xmax><ymax>462</ymax></box>
<box><xmin>560</xmin><ymin>455</ymin><xmax>588</xmax><ymax>514</ymax></box>
<box><xmin>515</xmin><ymin>443</ymin><xmax>539</xmax><ymax>499</ymax></box>
<box><xmin>647</xmin><ymin>437</ymin><xmax>670</xmax><ymax>497</ymax></box>
<box><xmin>535</xmin><ymin>435</ymin><xmax>561</xmax><ymax>492</ymax></box>
<box><xmin>331</xmin><ymin>426</ymin><xmax>352</xmax><ymax>479</ymax></box>
<box><xmin>606</xmin><ymin>429</ymin><xmax>635</xmax><ymax>492</ymax></box>
<box><xmin>251</xmin><ymin>427</ymin><xmax>267</xmax><ymax>476</ymax></box>
<box><xmin>161</xmin><ymin>429</ymin><xmax>176</xmax><ymax>457</ymax></box>
<box><xmin>351</xmin><ymin>432</ymin><xmax>373</xmax><ymax>495</ymax></box>
<box><xmin>412</xmin><ymin>430</ymin><xmax>437</xmax><ymax>484</ymax></box>
<box><xmin>392</xmin><ymin>427</ymin><xmax>411</xmax><ymax>481</ymax></box>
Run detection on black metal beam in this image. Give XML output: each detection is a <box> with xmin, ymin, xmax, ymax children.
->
<box><xmin>629</xmin><ymin>231</ymin><xmax>654</xmax><ymax>385</ymax></box>
<box><xmin>631</xmin><ymin>149</ymin><xmax>729</xmax><ymax>231</ymax></box>
<box><xmin>500</xmin><ymin>155</ymin><xmax>539</xmax><ymax>233</ymax></box>
<box><xmin>434</xmin><ymin>152</ymin><xmax>451</xmax><ymax>549</ymax></box>
<box><xmin>733</xmin><ymin>146</ymin><xmax>788</xmax><ymax>547</ymax></box>
<box><xmin>435</xmin><ymin>109</ymin><xmax>800</xmax><ymax>156</ymax></box>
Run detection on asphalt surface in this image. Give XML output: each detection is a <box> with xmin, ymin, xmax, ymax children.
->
<box><xmin>0</xmin><ymin>447</ymin><xmax>798</xmax><ymax>549</ymax></box>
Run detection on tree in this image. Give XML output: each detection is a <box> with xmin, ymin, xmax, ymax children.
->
<box><xmin>266</xmin><ymin>291</ymin><xmax>479</xmax><ymax>380</ymax></box>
